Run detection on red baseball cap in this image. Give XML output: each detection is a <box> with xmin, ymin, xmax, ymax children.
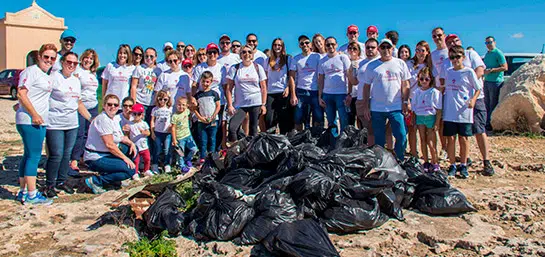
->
<box><xmin>445</xmin><ymin>34</ymin><xmax>459</xmax><ymax>42</ymax></box>
<box><xmin>367</xmin><ymin>25</ymin><xmax>378</xmax><ymax>33</ymax></box>
<box><xmin>131</xmin><ymin>103</ymin><xmax>145</xmax><ymax>113</ymax></box>
<box><xmin>206</xmin><ymin>43</ymin><xmax>219</xmax><ymax>52</ymax></box>
<box><xmin>347</xmin><ymin>25</ymin><xmax>359</xmax><ymax>33</ymax></box>
<box><xmin>182</xmin><ymin>58</ymin><xmax>192</xmax><ymax>67</ymax></box>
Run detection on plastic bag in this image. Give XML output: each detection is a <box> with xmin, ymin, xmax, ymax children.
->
<box><xmin>225</xmin><ymin>137</ymin><xmax>251</xmax><ymax>169</ymax></box>
<box><xmin>325</xmin><ymin>146</ymin><xmax>377</xmax><ymax>179</ymax></box>
<box><xmin>287</xmin><ymin>129</ymin><xmax>315</xmax><ymax>146</ymax></box>
<box><xmin>220</xmin><ymin>168</ymin><xmax>275</xmax><ymax>191</ymax></box>
<box><xmin>401</xmin><ymin>156</ymin><xmax>426</xmax><ymax>179</ymax></box>
<box><xmin>316</xmin><ymin>126</ymin><xmax>337</xmax><ymax>152</ymax></box>
<box><xmin>142</xmin><ymin>187</ymin><xmax>185</xmax><ymax>237</ymax></box>
<box><xmin>364</xmin><ymin>145</ymin><xmax>408</xmax><ymax>183</ymax></box>
<box><xmin>260</xmin><ymin>219</ymin><xmax>340</xmax><ymax>257</ymax></box>
<box><xmin>412</xmin><ymin>187</ymin><xmax>476</xmax><ymax>215</ymax></box>
<box><xmin>231</xmin><ymin>134</ymin><xmax>292</xmax><ymax>169</ymax></box>
<box><xmin>193</xmin><ymin>154</ymin><xmax>224</xmax><ymax>187</ymax></box>
<box><xmin>334</xmin><ymin>125</ymin><xmax>367</xmax><ymax>149</ymax></box>
<box><xmin>294</xmin><ymin>143</ymin><xmax>326</xmax><ymax>162</ymax></box>
<box><xmin>321</xmin><ymin>196</ymin><xmax>388</xmax><ymax>234</ymax></box>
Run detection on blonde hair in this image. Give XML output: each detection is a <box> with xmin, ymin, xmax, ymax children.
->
<box><xmin>155</xmin><ymin>90</ymin><xmax>172</xmax><ymax>107</ymax></box>
<box><xmin>196</xmin><ymin>48</ymin><xmax>206</xmax><ymax>65</ymax></box>
<box><xmin>312</xmin><ymin>33</ymin><xmax>325</xmax><ymax>53</ymax></box>
<box><xmin>417</xmin><ymin>67</ymin><xmax>435</xmax><ymax>88</ymax></box>
<box><xmin>80</xmin><ymin>49</ymin><xmax>100</xmax><ymax>73</ymax></box>
<box><xmin>116</xmin><ymin>44</ymin><xmax>133</xmax><ymax>66</ymax></box>
<box><xmin>103</xmin><ymin>94</ymin><xmax>120</xmax><ymax>104</ymax></box>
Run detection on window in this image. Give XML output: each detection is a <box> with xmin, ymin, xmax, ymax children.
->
<box><xmin>0</xmin><ymin>71</ymin><xmax>7</xmax><ymax>79</ymax></box>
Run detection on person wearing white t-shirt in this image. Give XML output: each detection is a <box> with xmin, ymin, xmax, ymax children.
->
<box><xmin>338</xmin><ymin>25</ymin><xmax>366</xmax><ymax>59</ymax></box>
<box><xmin>101</xmin><ymin>44</ymin><xmax>136</xmax><ymax>102</ymax></box>
<box><xmin>130</xmin><ymin>47</ymin><xmax>161</xmax><ymax>123</ymax></box>
<box><xmin>385</xmin><ymin>31</ymin><xmax>399</xmax><ymax>58</ymax></box>
<box><xmin>15</xmin><ymin>44</ymin><xmax>57</xmax><ymax>205</ymax></box>
<box><xmin>128</xmin><ymin>104</ymin><xmax>152</xmax><ymax>179</ymax></box>
<box><xmin>69</xmin><ymin>49</ymin><xmax>101</xmax><ymax>176</ymax></box>
<box><xmin>225</xmin><ymin>45</ymin><xmax>267</xmax><ymax>142</ymax></box>
<box><xmin>83</xmin><ymin>94</ymin><xmax>137</xmax><ymax>194</ymax></box>
<box><xmin>345</xmin><ymin>41</ymin><xmax>364</xmax><ymax>127</ymax></box>
<box><xmin>150</xmin><ymin>90</ymin><xmax>174</xmax><ymax>173</ymax></box>
<box><xmin>312</xmin><ymin>34</ymin><xmax>327</xmax><ymax>56</ymax></box>
<box><xmin>51</xmin><ymin>30</ymin><xmax>76</xmax><ymax>73</ymax></box>
<box><xmin>44</xmin><ymin>52</ymin><xmax>92</xmax><ymax>198</ymax></box>
<box><xmin>318</xmin><ymin>37</ymin><xmax>351</xmax><ymax>136</ymax></box>
<box><xmin>289</xmin><ymin>35</ymin><xmax>325</xmax><ymax>130</ymax></box>
<box><xmin>156</xmin><ymin>50</ymin><xmax>187</xmax><ymax>105</ymax></box>
<box><xmin>157</xmin><ymin>42</ymin><xmax>175</xmax><ymax>72</ymax></box>
<box><xmin>246</xmin><ymin>33</ymin><xmax>268</xmax><ymax>68</ymax></box>
<box><xmin>430</xmin><ymin>27</ymin><xmax>449</xmax><ymax>158</ymax></box>
<box><xmin>441</xmin><ymin>46</ymin><xmax>482</xmax><ymax>179</ymax></box>
<box><xmin>218</xmin><ymin>34</ymin><xmax>242</xmax><ymax>72</ymax></box>
<box><xmin>117</xmin><ymin>97</ymin><xmax>135</xmax><ymax>136</ymax></box>
<box><xmin>360</xmin><ymin>39</ymin><xmax>411</xmax><ymax>159</ymax></box>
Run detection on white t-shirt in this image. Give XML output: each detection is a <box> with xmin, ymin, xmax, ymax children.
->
<box><xmin>412</xmin><ymin>87</ymin><xmax>442</xmax><ymax>116</ymax></box>
<box><xmin>84</xmin><ymin>112</ymin><xmax>124</xmax><ymax>161</ymax></box>
<box><xmin>318</xmin><ymin>53</ymin><xmax>351</xmax><ymax>94</ymax></box>
<box><xmin>440</xmin><ymin>50</ymin><xmax>486</xmax><ymax>99</ymax></box>
<box><xmin>174</xmin><ymin>72</ymin><xmax>192</xmax><ymax>104</ymax></box>
<box><xmin>431</xmin><ymin>48</ymin><xmax>449</xmax><ymax>86</ymax></box>
<box><xmin>226</xmin><ymin>62</ymin><xmax>267</xmax><ymax>108</ymax></box>
<box><xmin>356</xmin><ymin>57</ymin><xmax>379</xmax><ymax>100</ymax></box>
<box><xmin>192</xmin><ymin>62</ymin><xmax>227</xmax><ymax>105</ymax></box>
<box><xmin>102</xmin><ymin>62</ymin><xmax>135</xmax><ymax>101</ymax></box>
<box><xmin>48</xmin><ymin>70</ymin><xmax>81</xmax><ymax>130</ymax></box>
<box><xmin>115</xmin><ymin>113</ymin><xmax>132</xmax><ymax>129</ymax></box>
<box><xmin>393</xmin><ymin>47</ymin><xmax>399</xmax><ymax>58</ymax></box>
<box><xmin>264</xmin><ymin>56</ymin><xmax>293</xmax><ymax>94</ymax></box>
<box><xmin>129</xmin><ymin>120</ymin><xmax>150</xmax><ymax>151</ymax></box>
<box><xmin>218</xmin><ymin>53</ymin><xmax>241</xmax><ymax>71</ymax></box>
<box><xmin>156</xmin><ymin>69</ymin><xmax>185</xmax><ymax>103</ymax></box>
<box><xmin>16</xmin><ymin>65</ymin><xmax>53</xmax><ymax>125</ymax></box>
<box><xmin>405</xmin><ymin>60</ymin><xmax>427</xmax><ymax>98</ymax></box>
<box><xmin>74</xmin><ymin>66</ymin><xmax>99</xmax><ymax>109</ymax></box>
<box><xmin>253</xmin><ymin>50</ymin><xmax>268</xmax><ymax>68</ymax></box>
<box><xmin>442</xmin><ymin>67</ymin><xmax>482</xmax><ymax>123</ymax></box>
<box><xmin>290</xmin><ymin>52</ymin><xmax>322</xmax><ymax>91</ymax></box>
<box><xmin>338</xmin><ymin>41</ymin><xmax>366</xmax><ymax>59</ymax></box>
<box><xmin>157</xmin><ymin>60</ymin><xmax>176</xmax><ymax>73</ymax></box>
<box><xmin>363</xmin><ymin>58</ymin><xmax>411</xmax><ymax>112</ymax></box>
<box><xmin>132</xmin><ymin>64</ymin><xmax>161</xmax><ymax>106</ymax></box>
<box><xmin>51</xmin><ymin>52</ymin><xmax>63</xmax><ymax>73</ymax></box>
<box><xmin>348</xmin><ymin>58</ymin><xmax>364</xmax><ymax>98</ymax></box>
<box><xmin>152</xmin><ymin>106</ymin><xmax>172</xmax><ymax>133</ymax></box>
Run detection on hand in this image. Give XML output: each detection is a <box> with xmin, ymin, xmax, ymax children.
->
<box><xmin>290</xmin><ymin>96</ymin><xmax>298</xmax><ymax>106</ymax></box>
<box><xmin>122</xmin><ymin>124</ymin><xmax>130</xmax><ymax>132</ymax></box>
<box><xmin>402</xmin><ymin>102</ymin><xmax>411</xmax><ymax>116</ymax></box>
<box><xmin>31</xmin><ymin>114</ymin><xmax>44</xmax><ymax>125</ymax></box>
<box><xmin>190</xmin><ymin>98</ymin><xmax>198</xmax><ymax>108</ymax></box>
<box><xmin>484</xmin><ymin>69</ymin><xmax>491</xmax><ymax>75</ymax></box>
<box><xmin>151</xmin><ymin>133</ymin><xmax>156</xmax><ymax>141</ymax></box>
<box><xmin>282</xmin><ymin>88</ymin><xmax>289</xmax><ymax>98</ymax></box>
<box><xmin>198</xmin><ymin>116</ymin><xmax>208</xmax><ymax>123</ymax></box>
<box><xmin>319</xmin><ymin>98</ymin><xmax>326</xmax><ymax>108</ymax></box>
<box><xmin>433</xmin><ymin>122</ymin><xmax>440</xmax><ymax>131</ymax></box>
<box><xmin>13</xmin><ymin>103</ymin><xmax>20</xmax><ymax>112</ymax></box>
<box><xmin>124</xmin><ymin>157</ymin><xmax>136</xmax><ymax>169</ymax></box>
<box><xmin>344</xmin><ymin>95</ymin><xmax>352</xmax><ymax>106</ymax></box>
<box><xmin>363</xmin><ymin>106</ymin><xmax>371</xmax><ymax>121</ymax></box>
<box><xmin>468</xmin><ymin>100</ymin><xmax>476</xmax><ymax>109</ymax></box>
<box><xmin>129</xmin><ymin>143</ymin><xmax>137</xmax><ymax>156</ymax></box>
<box><xmin>172</xmin><ymin>140</ymin><xmax>178</xmax><ymax>146</ymax></box>
<box><xmin>260</xmin><ymin>105</ymin><xmax>267</xmax><ymax>116</ymax></box>
<box><xmin>228</xmin><ymin>105</ymin><xmax>236</xmax><ymax>116</ymax></box>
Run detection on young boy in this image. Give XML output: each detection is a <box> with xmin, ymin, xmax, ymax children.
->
<box><xmin>442</xmin><ymin>45</ymin><xmax>482</xmax><ymax>179</ymax></box>
<box><xmin>129</xmin><ymin>104</ymin><xmax>153</xmax><ymax>179</ymax></box>
<box><xmin>171</xmin><ymin>97</ymin><xmax>198</xmax><ymax>173</ymax></box>
<box><xmin>194</xmin><ymin>71</ymin><xmax>221</xmax><ymax>163</ymax></box>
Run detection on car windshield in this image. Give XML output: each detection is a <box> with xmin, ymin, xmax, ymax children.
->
<box><xmin>506</xmin><ymin>56</ymin><xmax>535</xmax><ymax>76</ymax></box>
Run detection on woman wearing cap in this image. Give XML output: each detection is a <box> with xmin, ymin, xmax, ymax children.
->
<box><xmin>346</xmin><ymin>42</ymin><xmax>364</xmax><ymax>127</ymax></box>
<box><xmin>130</xmin><ymin>47</ymin><xmax>161</xmax><ymax>123</ymax></box>
<box><xmin>83</xmin><ymin>94</ymin><xmax>137</xmax><ymax>194</ymax></box>
<box><xmin>312</xmin><ymin>33</ymin><xmax>326</xmax><ymax>56</ymax></box>
<box><xmin>69</xmin><ymin>49</ymin><xmax>101</xmax><ymax>176</ymax></box>
<box><xmin>102</xmin><ymin>44</ymin><xmax>136</xmax><ymax>102</ymax></box>
<box><xmin>225</xmin><ymin>45</ymin><xmax>267</xmax><ymax>141</ymax></box>
<box><xmin>15</xmin><ymin>43</ymin><xmax>57</xmax><ymax>205</ymax></box>
<box><xmin>43</xmin><ymin>52</ymin><xmax>92</xmax><ymax>198</ymax></box>
<box><xmin>132</xmin><ymin>46</ymin><xmax>144</xmax><ymax>66</ymax></box>
<box><xmin>156</xmin><ymin>50</ymin><xmax>185</xmax><ymax>104</ymax></box>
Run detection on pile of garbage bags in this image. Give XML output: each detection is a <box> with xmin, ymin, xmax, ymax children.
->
<box><xmin>142</xmin><ymin>126</ymin><xmax>476</xmax><ymax>256</ymax></box>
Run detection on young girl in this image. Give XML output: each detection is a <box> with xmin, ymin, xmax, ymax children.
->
<box><xmin>129</xmin><ymin>103</ymin><xmax>153</xmax><ymax>179</ymax></box>
<box><xmin>171</xmin><ymin>98</ymin><xmax>198</xmax><ymax>173</ymax></box>
<box><xmin>194</xmin><ymin>71</ymin><xmax>221</xmax><ymax>163</ymax></box>
<box><xmin>413</xmin><ymin>67</ymin><xmax>442</xmax><ymax>172</ymax></box>
<box><xmin>151</xmin><ymin>90</ymin><xmax>173</xmax><ymax>173</ymax></box>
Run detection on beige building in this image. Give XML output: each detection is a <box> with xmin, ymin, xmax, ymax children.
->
<box><xmin>0</xmin><ymin>1</ymin><xmax>66</xmax><ymax>70</ymax></box>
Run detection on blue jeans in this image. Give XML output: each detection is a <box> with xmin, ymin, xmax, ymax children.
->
<box><xmin>198</xmin><ymin>122</ymin><xmax>218</xmax><ymax>159</ymax></box>
<box><xmin>176</xmin><ymin>136</ymin><xmax>198</xmax><ymax>168</ymax></box>
<box><xmin>16</xmin><ymin>124</ymin><xmax>46</xmax><ymax>177</ymax></box>
<box><xmin>371</xmin><ymin>111</ymin><xmax>407</xmax><ymax>158</ymax></box>
<box><xmin>153</xmin><ymin>132</ymin><xmax>172</xmax><ymax>165</ymax></box>
<box><xmin>46</xmin><ymin>128</ymin><xmax>78</xmax><ymax>186</ymax></box>
<box><xmin>86</xmin><ymin>156</ymin><xmax>135</xmax><ymax>187</ymax></box>
<box><xmin>294</xmin><ymin>89</ymin><xmax>324</xmax><ymax>127</ymax></box>
<box><xmin>322</xmin><ymin>93</ymin><xmax>349</xmax><ymax>137</ymax></box>
<box><xmin>71</xmin><ymin>106</ymin><xmax>99</xmax><ymax>161</ymax></box>
<box><xmin>484</xmin><ymin>81</ymin><xmax>503</xmax><ymax>127</ymax></box>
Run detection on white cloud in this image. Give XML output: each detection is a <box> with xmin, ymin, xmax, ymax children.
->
<box><xmin>511</xmin><ymin>33</ymin><xmax>524</xmax><ymax>39</ymax></box>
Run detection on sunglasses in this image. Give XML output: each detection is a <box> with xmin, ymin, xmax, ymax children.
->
<box><xmin>167</xmin><ymin>59</ymin><xmax>179</xmax><ymax>64</ymax></box>
<box><xmin>415</xmin><ymin>49</ymin><xmax>426</xmax><ymax>53</ymax></box>
<box><xmin>325</xmin><ymin>43</ymin><xmax>336</xmax><ymax>47</ymax></box>
<box><xmin>348</xmin><ymin>47</ymin><xmax>358</xmax><ymax>51</ymax></box>
<box><xmin>485</xmin><ymin>41</ymin><xmax>494</xmax><ymax>45</ymax></box>
<box><xmin>365</xmin><ymin>46</ymin><xmax>377</xmax><ymax>50</ymax></box>
<box><xmin>106</xmin><ymin>103</ymin><xmax>119</xmax><ymax>107</ymax></box>
<box><xmin>186</xmin><ymin>48</ymin><xmax>195</xmax><ymax>52</ymax></box>
<box><xmin>232</xmin><ymin>45</ymin><xmax>241</xmax><ymax>48</ymax></box>
<box><xmin>133</xmin><ymin>53</ymin><xmax>142</xmax><ymax>57</ymax></box>
<box><xmin>348</xmin><ymin>31</ymin><xmax>358</xmax><ymax>35</ymax></box>
<box><xmin>273</xmin><ymin>43</ymin><xmax>283</xmax><ymax>47</ymax></box>
<box><xmin>183</xmin><ymin>65</ymin><xmax>192</xmax><ymax>68</ymax></box>
<box><xmin>419</xmin><ymin>77</ymin><xmax>431</xmax><ymax>82</ymax></box>
<box><xmin>198</xmin><ymin>53</ymin><xmax>207</xmax><ymax>56</ymax></box>
<box><xmin>158</xmin><ymin>98</ymin><xmax>169</xmax><ymax>102</ymax></box>
<box><xmin>144</xmin><ymin>55</ymin><xmax>155</xmax><ymax>59</ymax></box>
<box><xmin>220</xmin><ymin>41</ymin><xmax>231</xmax><ymax>45</ymax></box>
<box><xmin>132</xmin><ymin>112</ymin><xmax>143</xmax><ymax>116</ymax></box>
<box><xmin>42</xmin><ymin>55</ymin><xmax>57</xmax><ymax>61</ymax></box>
<box><xmin>380</xmin><ymin>45</ymin><xmax>393</xmax><ymax>50</ymax></box>
<box><xmin>241</xmin><ymin>50</ymin><xmax>252</xmax><ymax>54</ymax></box>
<box><xmin>247</xmin><ymin>40</ymin><xmax>257</xmax><ymax>43</ymax></box>
<box><xmin>206</xmin><ymin>51</ymin><xmax>218</xmax><ymax>55</ymax></box>
<box><xmin>299</xmin><ymin>41</ymin><xmax>311</xmax><ymax>46</ymax></box>
<box><xmin>63</xmin><ymin>38</ymin><xmax>76</xmax><ymax>43</ymax></box>
<box><xmin>432</xmin><ymin>34</ymin><xmax>444</xmax><ymax>39</ymax></box>
<box><xmin>64</xmin><ymin>60</ymin><xmax>79</xmax><ymax>66</ymax></box>
<box><xmin>177</xmin><ymin>45</ymin><xmax>186</xmax><ymax>48</ymax></box>
<box><xmin>123</xmin><ymin>104</ymin><xmax>133</xmax><ymax>108</ymax></box>
<box><xmin>449</xmin><ymin>55</ymin><xmax>463</xmax><ymax>60</ymax></box>
<box><xmin>164</xmin><ymin>47</ymin><xmax>173</xmax><ymax>51</ymax></box>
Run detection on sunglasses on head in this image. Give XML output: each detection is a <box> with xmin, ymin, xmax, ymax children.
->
<box><xmin>167</xmin><ymin>59</ymin><xmax>178</xmax><ymax>64</ymax></box>
<box><xmin>449</xmin><ymin>55</ymin><xmax>463</xmax><ymax>60</ymax></box>
<box><xmin>380</xmin><ymin>45</ymin><xmax>393</xmax><ymax>50</ymax></box>
<box><xmin>42</xmin><ymin>55</ymin><xmax>57</xmax><ymax>61</ymax></box>
<box><xmin>123</xmin><ymin>104</ymin><xmax>133</xmax><ymax>108</ymax></box>
<box><xmin>419</xmin><ymin>77</ymin><xmax>431</xmax><ymax>82</ymax></box>
<box><xmin>432</xmin><ymin>34</ymin><xmax>444</xmax><ymax>39</ymax></box>
<box><xmin>299</xmin><ymin>41</ymin><xmax>311</xmax><ymax>46</ymax></box>
<box><xmin>106</xmin><ymin>103</ymin><xmax>119</xmax><ymax>107</ymax></box>
<box><xmin>64</xmin><ymin>38</ymin><xmax>76</xmax><ymax>43</ymax></box>
<box><xmin>241</xmin><ymin>50</ymin><xmax>252</xmax><ymax>54</ymax></box>
<box><xmin>64</xmin><ymin>60</ymin><xmax>79</xmax><ymax>66</ymax></box>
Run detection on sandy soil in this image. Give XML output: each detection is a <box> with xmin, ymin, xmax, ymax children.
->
<box><xmin>0</xmin><ymin>97</ymin><xmax>544</xmax><ymax>257</ymax></box>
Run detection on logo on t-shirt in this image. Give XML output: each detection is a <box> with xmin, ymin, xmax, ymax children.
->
<box><xmin>119</xmin><ymin>72</ymin><xmax>122</xmax><ymax>76</ymax></box>
<box><xmin>385</xmin><ymin>70</ymin><xmax>398</xmax><ymax>81</ymax></box>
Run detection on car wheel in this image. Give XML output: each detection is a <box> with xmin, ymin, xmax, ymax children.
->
<box><xmin>10</xmin><ymin>87</ymin><xmax>17</xmax><ymax>100</ymax></box>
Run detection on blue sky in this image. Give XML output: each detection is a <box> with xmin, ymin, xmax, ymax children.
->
<box><xmin>2</xmin><ymin>0</ymin><xmax>544</xmax><ymax>65</ymax></box>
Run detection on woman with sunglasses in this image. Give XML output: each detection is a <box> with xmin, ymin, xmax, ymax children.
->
<box><xmin>196</xmin><ymin>48</ymin><xmax>207</xmax><ymax>66</ymax></box>
<box><xmin>346</xmin><ymin>42</ymin><xmax>364</xmax><ymax>127</ymax></box>
<box><xmin>312</xmin><ymin>33</ymin><xmax>327</xmax><ymax>56</ymax></box>
<box><xmin>132</xmin><ymin>46</ymin><xmax>144</xmax><ymax>66</ymax></box>
<box><xmin>43</xmin><ymin>52</ymin><xmax>92</xmax><ymax>198</ymax></box>
<box><xmin>102</xmin><ymin>44</ymin><xmax>136</xmax><ymax>101</ymax></box>
<box><xmin>69</xmin><ymin>49</ymin><xmax>100</xmax><ymax>176</ymax></box>
<box><xmin>183</xmin><ymin>45</ymin><xmax>197</xmax><ymax>67</ymax></box>
<box><xmin>156</xmin><ymin>50</ymin><xmax>185</xmax><ymax>104</ymax></box>
<box><xmin>118</xmin><ymin>97</ymin><xmax>135</xmax><ymax>134</ymax></box>
<box><xmin>15</xmin><ymin>44</ymin><xmax>57</xmax><ymax>204</ymax></box>
<box><xmin>83</xmin><ymin>94</ymin><xmax>137</xmax><ymax>194</ymax></box>
<box><xmin>225</xmin><ymin>45</ymin><xmax>267</xmax><ymax>142</ymax></box>
<box><xmin>130</xmin><ymin>47</ymin><xmax>161</xmax><ymax>123</ymax></box>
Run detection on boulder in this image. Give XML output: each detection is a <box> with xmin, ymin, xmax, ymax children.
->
<box><xmin>491</xmin><ymin>55</ymin><xmax>545</xmax><ymax>133</ymax></box>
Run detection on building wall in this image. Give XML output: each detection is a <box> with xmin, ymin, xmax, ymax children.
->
<box><xmin>5</xmin><ymin>25</ymin><xmax>62</xmax><ymax>69</ymax></box>
<box><xmin>0</xmin><ymin>24</ymin><xmax>6</xmax><ymax>70</ymax></box>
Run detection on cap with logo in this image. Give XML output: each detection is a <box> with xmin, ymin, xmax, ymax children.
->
<box><xmin>347</xmin><ymin>25</ymin><xmax>359</xmax><ymax>33</ymax></box>
<box><xmin>367</xmin><ymin>25</ymin><xmax>378</xmax><ymax>33</ymax></box>
<box><xmin>206</xmin><ymin>43</ymin><xmax>219</xmax><ymax>52</ymax></box>
<box><xmin>182</xmin><ymin>59</ymin><xmax>193</xmax><ymax>67</ymax></box>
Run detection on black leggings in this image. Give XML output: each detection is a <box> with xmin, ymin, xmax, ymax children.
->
<box><xmin>264</xmin><ymin>93</ymin><xmax>294</xmax><ymax>134</ymax></box>
<box><xmin>229</xmin><ymin>106</ymin><xmax>261</xmax><ymax>142</ymax></box>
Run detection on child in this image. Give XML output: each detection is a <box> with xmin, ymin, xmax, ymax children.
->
<box><xmin>194</xmin><ymin>71</ymin><xmax>221</xmax><ymax>163</ymax></box>
<box><xmin>442</xmin><ymin>46</ymin><xmax>482</xmax><ymax>179</ymax></box>
<box><xmin>412</xmin><ymin>67</ymin><xmax>442</xmax><ymax>172</ymax></box>
<box><xmin>129</xmin><ymin>103</ymin><xmax>153</xmax><ymax>179</ymax></box>
<box><xmin>151</xmin><ymin>90</ymin><xmax>173</xmax><ymax>173</ymax></box>
<box><xmin>171</xmin><ymin>97</ymin><xmax>198</xmax><ymax>173</ymax></box>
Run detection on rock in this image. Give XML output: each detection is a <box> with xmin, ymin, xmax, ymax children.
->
<box><xmin>432</xmin><ymin>243</ymin><xmax>453</xmax><ymax>254</ymax></box>
<box><xmin>491</xmin><ymin>54</ymin><xmax>545</xmax><ymax>133</ymax></box>
<box><xmin>212</xmin><ymin>242</ymin><xmax>236</xmax><ymax>255</ymax></box>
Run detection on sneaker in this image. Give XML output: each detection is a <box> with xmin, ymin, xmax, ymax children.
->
<box><xmin>181</xmin><ymin>166</ymin><xmax>190</xmax><ymax>173</ymax></box>
<box><xmin>16</xmin><ymin>191</ymin><xmax>26</xmax><ymax>204</ymax></box>
<box><xmin>440</xmin><ymin>150</ymin><xmax>448</xmax><ymax>160</ymax></box>
<box><xmin>43</xmin><ymin>186</ymin><xmax>58</xmax><ymax>198</ymax></box>
<box><xmin>185</xmin><ymin>160</ymin><xmax>193</xmax><ymax>168</ymax></box>
<box><xmin>55</xmin><ymin>183</ymin><xmax>75</xmax><ymax>194</ymax></box>
<box><xmin>483</xmin><ymin>161</ymin><xmax>495</xmax><ymax>176</ymax></box>
<box><xmin>447</xmin><ymin>165</ymin><xmax>457</xmax><ymax>178</ymax></box>
<box><xmin>459</xmin><ymin>165</ymin><xmax>469</xmax><ymax>179</ymax></box>
<box><xmin>25</xmin><ymin>191</ymin><xmax>53</xmax><ymax>205</ymax></box>
<box><xmin>85</xmin><ymin>177</ymin><xmax>106</xmax><ymax>194</ymax></box>
<box><xmin>132</xmin><ymin>173</ymin><xmax>141</xmax><ymax>181</ymax></box>
<box><xmin>151</xmin><ymin>164</ymin><xmax>159</xmax><ymax>174</ymax></box>
<box><xmin>164</xmin><ymin>165</ymin><xmax>172</xmax><ymax>173</ymax></box>
<box><xmin>143</xmin><ymin>170</ymin><xmax>154</xmax><ymax>177</ymax></box>
<box><xmin>121</xmin><ymin>180</ymin><xmax>131</xmax><ymax>187</ymax></box>
<box><xmin>466</xmin><ymin>158</ymin><xmax>473</xmax><ymax>167</ymax></box>
<box><xmin>432</xmin><ymin>164</ymin><xmax>441</xmax><ymax>172</ymax></box>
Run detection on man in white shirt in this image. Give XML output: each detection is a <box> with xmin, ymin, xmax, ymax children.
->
<box><xmin>51</xmin><ymin>30</ymin><xmax>76</xmax><ymax>73</ymax></box>
<box><xmin>338</xmin><ymin>25</ymin><xmax>365</xmax><ymax>58</ymax></box>
<box><xmin>217</xmin><ymin>34</ymin><xmax>241</xmax><ymax>71</ymax></box>
<box><xmin>157</xmin><ymin>42</ymin><xmax>175</xmax><ymax>72</ymax></box>
<box><xmin>385</xmin><ymin>31</ymin><xmax>399</xmax><ymax>58</ymax></box>
<box><xmin>246</xmin><ymin>33</ymin><xmax>267</xmax><ymax>68</ymax></box>
<box><xmin>430</xmin><ymin>27</ymin><xmax>449</xmax><ymax>157</ymax></box>
<box><xmin>361</xmin><ymin>39</ymin><xmax>411</xmax><ymax>159</ymax></box>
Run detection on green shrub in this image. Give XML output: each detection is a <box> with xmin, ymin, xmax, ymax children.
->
<box><xmin>124</xmin><ymin>231</ymin><xmax>177</xmax><ymax>257</ymax></box>
<box><xmin>175</xmin><ymin>181</ymin><xmax>199</xmax><ymax>212</ymax></box>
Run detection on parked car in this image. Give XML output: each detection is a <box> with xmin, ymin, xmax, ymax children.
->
<box><xmin>503</xmin><ymin>53</ymin><xmax>540</xmax><ymax>81</ymax></box>
<box><xmin>0</xmin><ymin>69</ymin><xmax>23</xmax><ymax>99</ymax></box>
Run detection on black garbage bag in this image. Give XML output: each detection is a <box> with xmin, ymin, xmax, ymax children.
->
<box><xmin>316</xmin><ymin>126</ymin><xmax>337</xmax><ymax>152</ymax></box>
<box><xmin>376</xmin><ymin>186</ymin><xmax>405</xmax><ymax>221</ymax></box>
<box><xmin>189</xmin><ymin>182</ymin><xmax>255</xmax><ymax>241</ymax></box>
<box><xmin>193</xmin><ymin>154</ymin><xmax>224</xmax><ymax>187</ymax></box>
<box><xmin>143</xmin><ymin>187</ymin><xmax>185</xmax><ymax>237</ymax></box>
<box><xmin>294</xmin><ymin>143</ymin><xmax>326</xmax><ymax>162</ymax></box>
<box><xmin>321</xmin><ymin>196</ymin><xmax>389</xmax><ymax>234</ymax></box>
<box><xmin>364</xmin><ymin>145</ymin><xmax>408</xmax><ymax>183</ymax></box>
<box><xmin>225</xmin><ymin>137</ymin><xmax>251</xmax><ymax>169</ymax></box>
<box><xmin>231</xmin><ymin>133</ymin><xmax>292</xmax><ymax>169</ymax></box>
<box><xmin>260</xmin><ymin>219</ymin><xmax>340</xmax><ymax>257</ymax></box>
<box><xmin>412</xmin><ymin>187</ymin><xmax>476</xmax><ymax>215</ymax></box>
<box><xmin>339</xmin><ymin>177</ymin><xmax>393</xmax><ymax>199</ymax></box>
<box><xmin>276</xmin><ymin>150</ymin><xmax>305</xmax><ymax>178</ymax></box>
<box><xmin>401</xmin><ymin>156</ymin><xmax>426</xmax><ymax>179</ymax></box>
<box><xmin>288</xmin><ymin>165</ymin><xmax>339</xmax><ymax>218</ymax></box>
<box><xmin>334</xmin><ymin>125</ymin><xmax>367</xmax><ymax>149</ymax></box>
<box><xmin>410</xmin><ymin>170</ymin><xmax>450</xmax><ymax>192</ymax></box>
<box><xmin>325</xmin><ymin>146</ymin><xmax>376</xmax><ymax>179</ymax></box>
<box><xmin>220</xmin><ymin>168</ymin><xmax>275</xmax><ymax>191</ymax></box>
<box><xmin>287</xmin><ymin>129</ymin><xmax>315</xmax><ymax>146</ymax></box>
<box><xmin>236</xmin><ymin>188</ymin><xmax>298</xmax><ymax>245</ymax></box>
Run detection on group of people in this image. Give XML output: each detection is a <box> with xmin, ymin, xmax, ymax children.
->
<box><xmin>14</xmin><ymin>24</ymin><xmax>508</xmax><ymax>205</ymax></box>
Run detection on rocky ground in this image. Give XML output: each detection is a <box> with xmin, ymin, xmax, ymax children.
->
<box><xmin>0</xmin><ymin>96</ymin><xmax>544</xmax><ymax>257</ymax></box>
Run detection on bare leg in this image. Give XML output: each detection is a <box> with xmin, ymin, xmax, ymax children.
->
<box><xmin>408</xmin><ymin>125</ymin><xmax>418</xmax><ymax>157</ymax></box>
<box><xmin>19</xmin><ymin>177</ymin><xmax>26</xmax><ymax>191</ymax></box>
<box><xmin>417</xmin><ymin>125</ymin><xmax>428</xmax><ymax>163</ymax></box>
<box><xmin>459</xmin><ymin>136</ymin><xmax>470</xmax><ymax>165</ymax></box>
<box><xmin>447</xmin><ymin>136</ymin><xmax>457</xmax><ymax>165</ymax></box>
<box><xmin>25</xmin><ymin>176</ymin><xmax>37</xmax><ymax>192</ymax></box>
<box><xmin>438</xmin><ymin>119</ymin><xmax>447</xmax><ymax>151</ymax></box>
<box><xmin>428</xmin><ymin>128</ymin><xmax>438</xmax><ymax>164</ymax></box>
<box><xmin>221</xmin><ymin>121</ymin><xmax>228</xmax><ymax>149</ymax></box>
<box><xmin>243</xmin><ymin>113</ymin><xmax>250</xmax><ymax>136</ymax></box>
<box><xmin>475</xmin><ymin>133</ymin><xmax>489</xmax><ymax>160</ymax></box>
<box><xmin>258</xmin><ymin>115</ymin><xmax>266</xmax><ymax>133</ymax></box>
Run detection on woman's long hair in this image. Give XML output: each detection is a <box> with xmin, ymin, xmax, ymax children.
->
<box><xmin>268</xmin><ymin>38</ymin><xmax>288</xmax><ymax>71</ymax></box>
